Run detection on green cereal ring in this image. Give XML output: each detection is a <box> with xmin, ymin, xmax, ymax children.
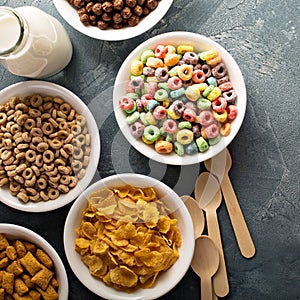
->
<box><xmin>196</xmin><ymin>137</ymin><xmax>209</xmax><ymax>152</ymax></box>
<box><xmin>125</xmin><ymin>101</ymin><xmax>137</xmax><ymax>114</ymax></box>
<box><xmin>140</xmin><ymin>112</ymin><xmax>149</xmax><ymax>125</ymax></box>
<box><xmin>141</xmin><ymin>82</ymin><xmax>149</xmax><ymax>95</ymax></box>
<box><xmin>126</xmin><ymin>111</ymin><xmax>140</xmax><ymax>125</ymax></box>
<box><xmin>158</xmin><ymin>82</ymin><xmax>171</xmax><ymax>93</ymax></box>
<box><xmin>202</xmin><ymin>85</ymin><xmax>215</xmax><ymax>98</ymax></box>
<box><xmin>168</xmin><ymin>66</ymin><xmax>179</xmax><ymax>77</ymax></box>
<box><xmin>176</xmin><ymin>129</ymin><xmax>194</xmax><ymax>145</ymax></box>
<box><xmin>154</xmin><ymin>89</ymin><xmax>169</xmax><ymax>101</ymax></box>
<box><xmin>130</xmin><ymin>74</ymin><xmax>145</xmax><ymax>81</ymax></box>
<box><xmin>126</xmin><ymin>93</ymin><xmax>139</xmax><ymax>100</ymax></box>
<box><xmin>174</xmin><ymin>141</ymin><xmax>184</xmax><ymax>156</ymax></box>
<box><xmin>208</xmin><ymin>134</ymin><xmax>221</xmax><ymax>146</ymax></box>
<box><xmin>143</xmin><ymin>125</ymin><xmax>160</xmax><ymax>141</ymax></box>
<box><xmin>185</xmin><ymin>142</ymin><xmax>198</xmax><ymax>154</ymax></box>
<box><xmin>178</xmin><ymin>121</ymin><xmax>192</xmax><ymax>129</ymax></box>
<box><xmin>141</xmin><ymin>49</ymin><xmax>155</xmax><ymax>64</ymax></box>
<box><xmin>197</xmin><ymin>97</ymin><xmax>211</xmax><ymax>110</ymax></box>
<box><xmin>166</xmin><ymin>133</ymin><xmax>173</xmax><ymax>142</ymax></box>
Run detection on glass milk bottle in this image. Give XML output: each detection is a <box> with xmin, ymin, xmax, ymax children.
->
<box><xmin>0</xmin><ymin>6</ymin><xmax>73</xmax><ymax>78</ymax></box>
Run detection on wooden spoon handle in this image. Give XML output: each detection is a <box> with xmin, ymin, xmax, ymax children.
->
<box><xmin>221</xmin><ymin>175</ymin><xmax>256</xmax><ymax>258</ymax></box>
<box><xmin>201</xmin><ymin>277</ymin><xmax>213</xmax><ymax>300</ymax></box>
<box><xmin>206</xmin><ymin>211</ymin><xmax>229</xmax><ymax>297</ymax></box>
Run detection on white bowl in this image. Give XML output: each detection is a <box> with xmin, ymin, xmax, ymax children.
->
<box><xmin>64</xmin><ymin>173</ymin><xmax>194</xmax><ymax>300</ymax></box>
<box><xmin>0</xmin><ymin>223</ymin><xmax>68</xmax><ymax>299</ymax></box>
<box><xmin>53</xmin><ymin>0</ymin><xmax>173</xmax><ymax>41</ymax></box>
<box><xmin>0</xmin><ymin>80</ymin><xmax>100</xmax><ymax>212</ymax></box>
<box><xmin>113</xmin><ymin>31</ymin><xmax>247</xmax><ymax>165</ymax></box>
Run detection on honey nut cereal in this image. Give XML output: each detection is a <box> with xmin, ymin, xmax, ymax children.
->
<box><xmin>0</xmin><ymin>233</ymin><xmax>59</xmax><ymax>300</ymax></box>
<box><xmin>67</xmin><ymin>0</ymin><xmax>161</xmax><ymax>30</ymax></box>
<box><xmin>0</xmin><ymin>95</ymin><xmax>91</xmax><ymax>204</ymax></box>
<box><xmin>75</xmin><ymin>185</ymin><xmax>182</xmax><ymax>292</ymax></box>
<box><xmin>118</xmin><ymin>44</ymin><xmax>238</xmax><ymax>156</ymax></box>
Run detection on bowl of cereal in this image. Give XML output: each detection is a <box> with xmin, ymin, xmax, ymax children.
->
<box><xmin>64</xmin><ymin>173</ymin><xmax>194</xmax><ymax>300</ymax></box>
<box><xmin>0</xmin><ymin>80</ymin><xmax>100</xmax><ymax>212</ymax></box>
<box><xmin>53</xmin><ymin>0</ymin><xmax>173</xmax><ymax>41</ymax></box>
<box><xmin>0</xmin><ymin>223</ymin><xmax>68</xmax><ymax>299</ymax></box>
<box><xmin>113</xmin><ymin>31</ymin><xmax>247</xmax><ymax>165</ymax></box>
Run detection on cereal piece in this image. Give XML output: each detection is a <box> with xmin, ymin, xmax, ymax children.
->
<box><xmin>14</xmin><ymin>278</ymin><xmax>29</xmax><ymax>296</ymax></box>
<box><xmin>0</xmin><ymin>234</ymin><xmax>9</xmax><ymax>251</ymax></box>
<box><xmin>0</xmin><ymin>257</ymin><xmax>9</xmax><ymax>269</ymax></box>
<box><xmin>6</xmin><ymin>260</ymin><xmax>23</xmax><ymax>276</ymax></box>
<box><xmin>28</xmin><ymin>290</ymin><xmax>41</xmax><ymax>300</ymax></box>
<box><xmin>36</xmin><ymin>285</ymin><xmax>58</xmax><ymax>300</ymax></box>
<box><xmin>14</xmin><ymin>240</ymin><xmax>27</xmax><ymax>258</ymax></box>
<box><xmin>19</xmin><ymin>251</ymin><xmax>42</xmax><ymax>276</ymax></box>
<box><xmin>31</xmin><ymin>267</ymin><xmax>54</xmax><ymax>290</ymax></box>
<box><xmin>2</xmin><ymin>271</ymin><xmax>14</xmax><ymax>295</ymax></box>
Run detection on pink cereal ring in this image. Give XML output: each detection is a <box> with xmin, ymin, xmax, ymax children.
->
<box><xmin>212</xmin><ymin>97</ymin><xmax>227</xmax><ymax>113</ymax></box>
<box><xmin>154</xmin><ymin>45</ymin><xmax>167</xmax><ymax>58</ymax></box>
<box><xmin>182</xmin><ymin>108</ymin><xmax>196</xmax><ymax>122</ymax></box>
<box><xmin>119</xmin><ymin>96</ymin><xmax>134</xmax><ymax>111</ymax></box>
<box><xmin>219</xmin><ymin>81</ymin><xmax>233</xmax><ymax>92</ymax></box>
<box><xmin>199</xmin><ymin>110</ymin><xmax>215</xmax><ymax>126</ymax></box>
<box><xmin>141</xmin><ymin>94</ymin><xmax>154</xmax><ymax>107</ymax></box>
<box><xmin>163</xmin><ymin>119</ymin><xmax>178</xmax><ymax>134</ymax></box>
<box><xmin>148</xmin><ymin>82</ymin><xmax>158</xmax><ymax>96</ymax></box>
<box><xmin>167</xmin><ymin>76</ymin><xmax>183</xmax><ymax>90</ymax></box>
<box><xmin>192</xmin><ymin>69</ymin><xmax>206</xmax><ymax>83</ymax></box>
<box><xmin>153</xmin><ymin>106</ymin><xmax>167</xmax><ymax>120</ymax></box>
<box><xmin>226</xmin><ymin>105</ymin><xmax>238</xmax><ymax>120</ymax></box>
<box><xmin>205</xmin><ymin>123</ymin><xmax>219</xmax><ymax>139</ymax></box>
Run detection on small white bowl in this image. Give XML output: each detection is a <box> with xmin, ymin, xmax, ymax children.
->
<box><xmin>0</xmin><ymin>223</ymin><xmax>68</xmax><ymax>299</ymax></box>
<box><xmin>64</xmin><ymin>173</ymin><xmax>194</xmax><ymax>300</ymax></box>
<box><xmin>0</xmin><ymin>80</ymin><xmax>100</xmax><ymax>212</ymax></box>
<box><xmin>113</xmin><ymin>31</ymin><xmax>247</xmax><ymax>165</ymax></box>
<box><xmin>53</xmin><ymin>0</ymin><xmax>173</xmax><ymax>41</ymax></box>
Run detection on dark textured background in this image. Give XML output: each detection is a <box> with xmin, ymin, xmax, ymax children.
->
<box><xmin>0</xmin><ymin>0</ymin><xmax>299</xmax><ymax>299</ymax></box>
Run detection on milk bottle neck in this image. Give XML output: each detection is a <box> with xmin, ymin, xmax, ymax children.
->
<box><xmin>0</xmin><ymin>7</ymin><xmax>28</xmax><ymax>57</ymax></box>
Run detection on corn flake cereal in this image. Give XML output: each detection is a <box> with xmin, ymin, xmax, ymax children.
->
<box><xmin>75</xmin><ymin>185</ymin><xmax>182</xmax><ymax>292</ymax></box>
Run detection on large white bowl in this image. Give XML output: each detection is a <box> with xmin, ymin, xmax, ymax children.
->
<box><xmin>0</xmin><ymin>223</ymin><xmax>68</xmax><ymax>299</ymax></box>
<box><xmin>113</xmin><ymin>31</ymin><xmax>247</xmax><ymax>165</ymax></box>
<box><xmin>53</xmin><ymin>0</ymin><xmax>173</xmax><ymax>41</ymax></box>
<box><xmin>0</xmin><ymin>80</ymin><xmax>100</xmax><ymax>212</ymax></box>
<box><xmin>64</xmin><ymin>173</ymin><xmax>195</xmax><ymax>300</ymax></box>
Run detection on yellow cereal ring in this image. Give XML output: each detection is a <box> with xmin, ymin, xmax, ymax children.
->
<box><xmin>166</xmin><ymin>45</ymin><xmax>176</xmax><ymax>54</ymax></box>
<box><xmin>185</xmin><ymin>85</ymin><xmax>201</xmax><ymax>102</ymax></box>
<box><xmin>142</xmin><ymin>135</ymin><xmax>155</xmax><ymax>144</ymax></box>
<box><xmin>167</xmin><ymin>108</ymin><xmax>181</xmax><ymax>120</ymax></box>
<box><xmin>177</xmin><ymin>45</ymin><xmax>194</xmax><ymax>55</ymax></box>
<box><xmin>176</xmin><ymin>129</ymin><xmax>194</xmax><ymax>145</ymax></box>
<box><xmin>200</xmin><ymin>49</ymin><xmax>218</xmax><ymax>61</ymax></box>
<box><xmin>146</xmin><ymin>57</ymin><xmax>164</xmax><ymax>68</ymax></box>
<box><xmin>206</xmin><ymin>55</ymin><xmax>222</xmax><ymax>67</ymax></box>
<box><xmin>207</xmin><ymin>86</ymin><xmax>222</xmax><ymax>101</ymax></box>
<box><xmin>194</xmin><ymin>82</ymin><xmax>208</xmax><ymax>92</ymax></box>
<box><xmin>164</xmin><ymin>53</ymin><xmax>179</xmax><ymax>67</ymax></box>
<box><xmin>178</xmin><ymin>64</ymin><xmax>193</xmax><ymax>81</ymax></box>
<box><xmin>162</xmin><ymin>99</ymin><xmax>170</xmax><ymax>108</ymax></box>
<box><xmin>220</xmin><ymin>122</ymin><xmax>231</xmax><ymax>136</ymax></box>
<box><xmin>130</xmin><ymin>60</ymin><xmax>143</xmax><ymax>76</ymax></box>
<box><xmin>213</xmin><ymin>110</ymin><xmax>228</xmax><ymax>123</ymax></box>
<box><xmin>146</xmin><ymin>76</ymin><xmax>159</xmax><ymax>82</ymax></box>
<box><xmin>155</xmin><ymin>140</ymin><xmax>173</xmax><ymax>154</ymax></box>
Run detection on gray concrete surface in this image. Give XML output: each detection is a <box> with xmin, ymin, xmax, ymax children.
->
<box><xmin>0</xmin><ymin>0</ymin><xmax>299</xmax><ymax>299</ymax></box>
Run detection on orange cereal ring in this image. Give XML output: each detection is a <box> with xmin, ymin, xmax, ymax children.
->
<box><xmin>164</xmin><ymin>53</ymin><xmax>179</xmax><ymax>67</ymax></box>
<box><xmin>155</xmin><ymin>140</ymin><xmax>173</xmax><ymax>154</ymax></box>
<box><xmin>206</xmin><ymin>55</ymin><xmax>222</xmax><ymax>67</ymax></box>
<box><xmin>146</xmin><ymin>57</ymin><xmax>164</xmax><ymax>68</ymax></box>
<box><xmin>178</xmin><ymin>64</ymin><xmax>193</xmax><ymax>81</ymax></box>
<box><xmin>220</xmin><ymin>122</ymin><xmax>231</xmax><ymax>136</ymax></box>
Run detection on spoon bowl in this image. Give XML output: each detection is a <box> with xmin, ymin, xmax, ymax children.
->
<box><xmin>181</xmin><ymin>195</ymin><xmax>205</xmax><ymax>238</ymax></box>
<box><xmin>191</xmin><ymin>235</ymin><xmax>220</xmax><ymax>300</ymax></box>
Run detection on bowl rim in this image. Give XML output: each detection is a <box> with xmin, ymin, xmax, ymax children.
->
<box><xmin>0</xmin><ymin>223</ymin><xmax>69</xmax><ymax>300</ymax></box>
<box><xmin>113</xmin><ymin>31</ymin><xmax>247</xmax><ymax>165</ymax></box>
<box><xmin>53</xmin><ymin>0</ymin><xmax>174</xmax><ymax>41</ymax></box>
<box><xmin>64</xmin><ymin>173</ymin><xmax>195</xmax><ymax>300</ymax></box>
<box><xmin>0</xmin><ymin>80</ymin><xmax>101</xmax><ymax>212</ymax></box>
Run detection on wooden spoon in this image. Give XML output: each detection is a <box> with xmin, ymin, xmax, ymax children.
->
<box><xmin>194</xmin><ymin>172</ymin><xmax>229</xmax><ymax>297</ymax></box>
<box><xmin>181</xmin><ymin>195</ymin><xmax>205</xmax><ymax>238</ymax></box>
<box><xmin>204</xmin><ymin>148</ymin><xmax>256</xmax><ymax>258</ymax></box>
<box><xmin>191</xmin><ymin>235</ymin><xmax>220</xmax><ymax>300</ymax></box>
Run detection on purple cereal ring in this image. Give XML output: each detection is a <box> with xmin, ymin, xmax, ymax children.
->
<box><xmin>153</xmin><ymin>105</ymin><xmax>167</xmax><ymax>120</ymax></box>
<box><xmin>136</xmin><ymin>98</ymin><xmax>144</xmax><ymax>112</ymax></box>
<box><xmin>184</xmin><ymin>102</ymin><xmax>197</xmax><ymax>113</ymax></box>
<box><xmin>163</xmin><ymin>119</ymin><xmax>178</xmax><ymax>134</ymax></box>
<box><xmin>205</xmin><ymin>123</ymin><xmax>219</xmax><ymax>139</ymax></box>
<box><xmin>119</xmin><ymin>96</ymin><xmax>134</xmax><ymax>111</ymax></box>
<box><xmin>212</xmin><ymin>97</ymin><xmax>227</xmax><ymax>113</ymax></box>
<box><xmin>183</xmin><ymin>52</ymin><xmax>199</xmax><ymax>64</ymax></box>
<box><xmin>201</xmin><ymin>64</ymin><xmax>212</xmax><ymax>78</ymax></box>
<box><xmin>217</xmin><ymin>75</ymin><xmax>229</xmax><ymax>85</ymax></box>
<box><xmin>143</xmin><ymin>66</ymin><xmax>155</xmax><ymax>76</ymax></box>
<box><xmin>199</xmin><ymin>110</ymin><xmax>215</xmax><ymax>126</ymax></box>
<box><xmin>182</xmin><ymin>108</ymin><xmax>196</xmax><ymax>122</ymax></box>
<box><xmin>212</xmin><ymin>63</ymin><xmax>227</xmax><ymax>79</ymax></box>
<box><xmin>130</xmin><ymin>76</ymin><xmax>144</xmax><ymax>89</ymax></box>
<box><xmin>223</xmin><ymin>89</ymin><xmax>237</xmax><ymax>103</ymax></box>
<box><xmin>192</xmin><ymin>124</ymin><xmax>201</xmax><ymax>138</ymax></box>
<box><xmin>130</xmin><ymin>122</ymin><xmax>144</xmax><ymax>138</ymax></box>
<box><xmin>155</xmin><ymin>67</ymin><xmax>169</xmax><ymax>81</ymax></box>
<box><xmin>227</xmin><ymin>105</ymin><xmax>238</xmax><ymax>120</ymax></box>
<box><xmin>171</xmin><ymin>100</ymin><xmax>185</xmax><ymax>115</ymax></box>
<box><xmin>167</xmin><ymin>76</ymin><xmax>183</xmax><ymax>90</ymax></box>
<box><xmin>148</xmin><ymin>82</ymin><xmax>158</xmax><ymax>96</ymax></box>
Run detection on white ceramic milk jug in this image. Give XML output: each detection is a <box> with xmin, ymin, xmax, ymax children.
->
<box><xmin>0</xmin><ymin>6</ymin><xmax>73</xmax><ymax>78</ymax></box>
